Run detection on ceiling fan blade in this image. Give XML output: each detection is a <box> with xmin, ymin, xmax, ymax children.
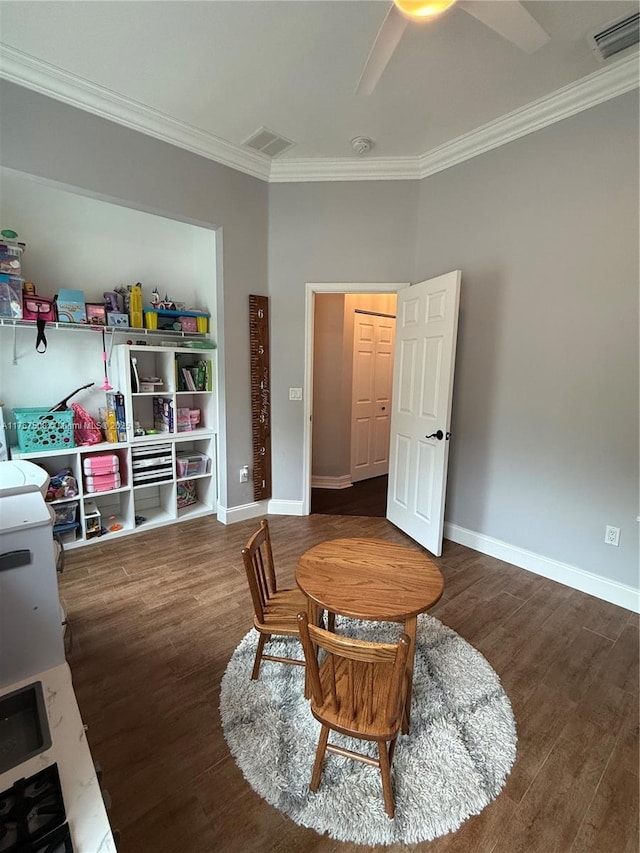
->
<box><xmin>356</xmin><ymin>4</ymin><xmax>409</xmax><ymax>96</ymax></box>
<box><xmin>459</xmin><ymin>0</ymin><xmax>550</xmax><ymax>53</ymax></box>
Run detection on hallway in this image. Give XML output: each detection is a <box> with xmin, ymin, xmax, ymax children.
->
<box><xmin>311</xmin><ymin>475</ymin><xmax>388</xmax><ymax>517</ymax></box>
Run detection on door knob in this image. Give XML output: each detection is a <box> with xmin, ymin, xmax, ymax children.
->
<box><xmin>425</xmin><ymin>430</ymin><xmax>444</xmax><ymax>440</ymax></box>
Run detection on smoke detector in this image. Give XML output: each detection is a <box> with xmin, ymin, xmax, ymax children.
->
<box><xmin>351</xmin><ymin>136</ymin><xmax>374</xmax><ymax>155</ymax></box>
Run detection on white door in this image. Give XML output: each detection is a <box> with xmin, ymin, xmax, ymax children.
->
<box><xmin>351</xmin><ymin>312</ymin><xmax>395</xmax><ymax>482</ymax></box>
<box><xmin>386</xmin><ymin>271</ymin><xmax>461</xmax><ymax>556</ymax></box>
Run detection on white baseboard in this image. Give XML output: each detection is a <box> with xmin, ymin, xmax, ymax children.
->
<box><xmin>216</xmin><ymin>501</ymin><xmax>268</xmax><ymax>525</ymax></box>
<box><xmin>311</xmin><ymin>475</ymin><xmax>353</xmax><ymax>489</ymax></box>
<box><xmin>444</xmin><ymin>522</ymin><xmax>640</xmax><ymax>614</ymax></box>
<box><xmin>217</xmin><ymin>498</ymin><xmax>305</xmax><ymax>522</ymax></box>
<box><xmin>267</xmin><ymin>499</ymin><xmax>306</xmax><ymax>516</ymax></box>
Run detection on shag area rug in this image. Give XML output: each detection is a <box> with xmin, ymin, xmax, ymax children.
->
<box><xmin>220</xmin><ymin>615</ymin><xmax>517</xmax><ymax>845</ymax></box>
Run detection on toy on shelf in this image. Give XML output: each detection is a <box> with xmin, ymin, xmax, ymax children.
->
<box><xmin>129</xmin><ymin>283</ymin><xmax>143</xmax><ymax>328</ymax></box>
<box><xmin>84</xmin><ymin>501</ymin><xmax>102</xmax><ymax>538</ymax></box>
<box><xmin>56</xmin><ymin>289</ymin><xmax>86</xmax><ymax>323</ymax></box>
<box><xmin>45</xmin><ymin>468</ymin><xmax>78</xmax><ymax>502</ymax></box>
<box><xmin>158</xmin><ymin>293</ymin><xmax>178</xmax><ymax>310</ymax></box>
<box><xmin>114</xmin><ymin>282</ymin><xmax>145</xmax><ymax>326</ymax></box>
<box><xmin>177</xmin><ymin>479</ymin><xmax>197</xmax><ymax>508</ymax></box>
<box><xmin>114</xmin><ymin>285</ymin><xmax>130</xmax><ymax>314</ymax></box>
<box><xmin>103</xmin><ymin>291</ymin><xmax>120</xmax><ymax>313</ymax></box>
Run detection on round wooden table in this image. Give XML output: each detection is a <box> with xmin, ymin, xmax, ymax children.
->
<box><xmin>296</xmin><ymin>537</ymin><xmax>444</xmax><ymax>728</ymax></box>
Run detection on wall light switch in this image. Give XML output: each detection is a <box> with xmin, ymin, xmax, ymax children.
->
<box><xmin>289</xmin><ymin>388</ymin><xmax>303</xmax><ymax>401</ymax></box>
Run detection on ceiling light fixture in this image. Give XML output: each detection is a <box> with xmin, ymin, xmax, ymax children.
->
<box><xmin>393</xmin><ymin>0</ymin><xmax>457</xmax><ymax>21</ymax></box>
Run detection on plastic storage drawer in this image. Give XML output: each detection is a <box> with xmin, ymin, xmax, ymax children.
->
<box><xmin>0</xmin><ymin>243</ymin><xmax>23</xmax><ymax>275</ymax></box>
<box><xmin>52</xmin><ymin>501</ymin><xmax>79</xmax><ymax>526</ymax></box>
<box><xmin>53</xmin><ymin>521</ymin><xmax>80</xmax><ymax>544</ymax></box>
<box><xmin>0</xmin><ymin>273</ymin><xmax>23</xmax><ymax>319</ymax></box>
<box><xmin>176</xmin><ymin>452</ymin><xmax>209</xmax><ymax>478</ymax></box>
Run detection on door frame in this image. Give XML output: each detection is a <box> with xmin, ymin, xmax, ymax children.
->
<box><xmin>303</xmin><ymin>282</ymin><xmax>409</xmax><ymax>515</ymax></box>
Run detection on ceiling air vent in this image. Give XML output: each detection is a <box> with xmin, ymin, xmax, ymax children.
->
<box><xmin>243</xmin><ymin>127</ymin><xmax>294</xmax><ymax>158</ymax></box>
<box><xmin>590</xmin><ymin>12</ymin><xmax>639</xmax><ymax>61</ymax></box>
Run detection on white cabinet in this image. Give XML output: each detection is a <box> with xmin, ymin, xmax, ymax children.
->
<box><xmin>11</xmin><ymin>343</ymin><xmax>218</xmax><ymax>549</ymax></box>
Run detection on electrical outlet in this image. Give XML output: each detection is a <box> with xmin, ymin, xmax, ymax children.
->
<box><xmin>239</xmin><ymin>465</ymin><xmax>249</xmax><ymax>484</ymax></box>
<box><xmin>604</xmin><ymin>525</ymin><xmax>620</xmax><ymax>546</ymax></box>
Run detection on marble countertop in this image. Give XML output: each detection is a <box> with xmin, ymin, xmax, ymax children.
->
<box><xmin>0</xmin><ymin>663</ymin><xmax>117</xmax><ymax>852</ymax></box>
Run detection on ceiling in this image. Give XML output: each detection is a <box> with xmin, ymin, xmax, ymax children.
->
<box><xmin>0</xmin><ymin>1</ymin><xmax>638</xmax><ymax>182</ymax></box>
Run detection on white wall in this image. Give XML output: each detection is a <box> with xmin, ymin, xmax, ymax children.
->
<box><xmin>269</xmin><ymin>91</ymin><xmax>638</xmax><ymax>604</ymax></box>
<box><xmin>0</xmin><ymin>80</ymin><xmax>268</xmax><ymax>510</ymax></box>
<box><xmin>268</xmin><ymin>179</ymin><xmax>419</xmax><ymax>499</ymax></box>
<box><xmin>0</xmin><ymin>170</ymin><xmax>216</xmax><ymax>428</ymax></box>
<box><xmin>312</xmin><ymin>294</ymin><xmax>347</xmax><ymax>479</ymax></box>
<box><xmin>1</xmin><ymin>170</ymin><xmax>215</xmax><ymax>312</ymax></box>
<box><xmin>414</xmin><ymin>91</ymin><xmax>639</xmax><ymax>592</ymax></box>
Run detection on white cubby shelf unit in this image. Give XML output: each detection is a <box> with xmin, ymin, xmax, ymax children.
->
<box><xmin>11</xmin><ymin>343</ymin><xmax>218</xmax><ymax>549</ymax></box>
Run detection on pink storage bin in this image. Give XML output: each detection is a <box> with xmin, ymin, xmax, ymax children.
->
<box><xmin>84</xmin><ymin>472</ymin><xmax>121</xmax><ymax>493</ymax></box>
<box><xmin>83</xmin><ymin>453</ymin><xmax>120</xmax><ymax>475</ymax></box>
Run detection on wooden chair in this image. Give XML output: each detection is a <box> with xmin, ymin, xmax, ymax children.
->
<box><xmin>242</xmin><ymin>519</ymin><xmax>309</xmax><ymax>680</ymax></box>
<box><xmin>297</xmin><ymin>611</ymin><xmax>410</xmax><ymax>818</ymax></box>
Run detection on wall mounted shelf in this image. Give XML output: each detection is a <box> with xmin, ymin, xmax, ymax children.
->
<box><xmin>0</xmin><ymin>317</ymin><xmax>209</xmax><ymax>340</ymax></box>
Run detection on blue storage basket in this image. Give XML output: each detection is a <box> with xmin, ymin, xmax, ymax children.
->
<box><xmin>13</xmin><ymin>407</ymin><xmax>75</xmax><ymax>452</ymax></box>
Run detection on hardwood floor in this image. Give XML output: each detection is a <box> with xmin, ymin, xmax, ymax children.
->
<box><xmin>59</xmin><ymin>515</ymin><xmax>639</xmax><ymax>853</ymax></box>
<box><xmin>311</xmin><ymin>475</ymin><xmax>388</xmax><ymax>517</ymax></box>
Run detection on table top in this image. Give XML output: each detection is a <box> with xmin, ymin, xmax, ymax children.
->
<box><xmin>296</xmin><ymin>537</ymin><xmax>444</xmax><ymax>622</ymax></box>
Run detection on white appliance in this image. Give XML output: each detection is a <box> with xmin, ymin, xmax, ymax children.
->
<box><xmin>0</xmin><ymin>406</ymin><xmax>7</xmax><ymax>462</ymax></box>
<box><xmin>0</xmin><ymin>460</ymin><xmax>65</xmax><ymax>688</ymax></box>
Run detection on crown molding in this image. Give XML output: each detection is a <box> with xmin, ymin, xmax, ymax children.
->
<box><xmin>1</xmin><ymin>43</ymin><xmax>637</xmax><ymax>185</ymax></box>
<box><xmin>417</xmin><ymin>51</ymin><xmax>639</xmax><ymax>179</ymax></box>
<box><xmin>268</xmin><ymin>155</ymin><xmax>419</xmax><ymax>182</ymax></box>
<box><xmin>0</xmin><ymin>44</ymin><xmax>272</xmax><ymax>182</ymax></box>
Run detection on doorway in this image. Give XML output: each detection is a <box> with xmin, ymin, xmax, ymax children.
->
<box><xmin>304</xmin><ymin>283</ymin><xmax>407</xmax><ymax>518</ymax></box>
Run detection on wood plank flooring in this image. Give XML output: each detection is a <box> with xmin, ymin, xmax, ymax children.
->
<box><xmin>59</xmin><ymin>515</ymin><xmax>639</xmax><ymax>853</ymax></box>
<box><xmin>311</xmin><ymin>475</ymin><xmax>388</xmax><ymax>517</ymax></box>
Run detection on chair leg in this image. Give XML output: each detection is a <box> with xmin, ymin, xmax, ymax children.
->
<box><xmin>388</xmin><ymin>734</ymin><xmax>399</xmax><ymax>767</ymax></box>
<box><xmin>401</xmin><ymin>701</ymin><xmax>409</xmax><ymax>735</ymax></box>
<box><xmin>251</xmin><ymin>632</ymin><xmax>270</xmax><ymax>680</ymax></box>
<box><xmin>378</xmin><ymin>740</ymin><xmax>395</xmax><ymax>818</ymax></box>
<box><xmin>310</xmin><ymin>725</ymin><xmax>330</xmax><ymax>792</ymax></box>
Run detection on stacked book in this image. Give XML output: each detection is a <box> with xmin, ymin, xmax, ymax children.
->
<box><xmin>105</xmin><ymin>392</ymin><xmax>127</xmax><ymax>442</ymax></box>
<box><xmin>178</xmin><ymin>360</ymin><xmax>211</xmax><ymax>392</ymax></box>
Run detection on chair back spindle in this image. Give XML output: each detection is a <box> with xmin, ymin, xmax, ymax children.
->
<box><xmin>296</xmin><ymin>611</ymin><xmax>410</xmax><ymax>817</ymax></box>
<box><xmin>297</xmin><ymin>614</ymin><xmax>410</xmax><ymax>735</ymax></box>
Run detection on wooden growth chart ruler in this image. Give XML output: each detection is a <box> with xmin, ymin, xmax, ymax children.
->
<box><xmin>249</xmin><ymin>295</ymin><xmax>271</xmax><ymax>500</ymax></box>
